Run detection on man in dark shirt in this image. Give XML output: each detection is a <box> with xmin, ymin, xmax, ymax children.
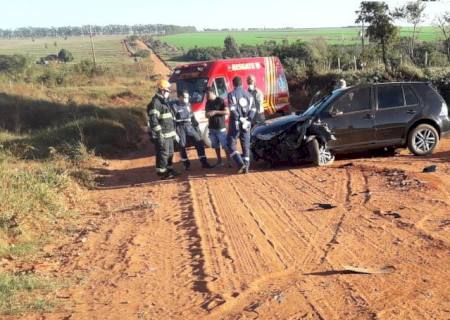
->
<box><xmin>205</xmin><ymin>87</ymin><xmax>230</xmax><ymax>167</ymax></box>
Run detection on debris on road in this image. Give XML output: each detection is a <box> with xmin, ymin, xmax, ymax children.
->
<box><xmin>308</xmin><ymin>203</ymin><xmax>337</xmax><ymax>211</ymax></box>
<box><xmin>342</xmin><ymin>265</ymin><xmax>396</xmax><ymax>274</ymax></box>
<box><xmin>423</xmin><ymin>165</ymin><xmax>438</xmax><ymax>173</ymax></box>
<box><xmin>372</xmin><ymin>168</ymin><xmax>426</xmax><ymax>191</ymax></box>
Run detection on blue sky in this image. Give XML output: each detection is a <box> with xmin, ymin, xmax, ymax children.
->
<box><xmin>2</xmin><ymin>0</ymin><xmax>450</xmax><ymax>29</ymax></box>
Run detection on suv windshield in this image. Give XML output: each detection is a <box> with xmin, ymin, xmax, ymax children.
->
<box><xmin>175</xmin><ymin>78</ymin><xmax>208</xmax><ymax>104</ymax></box>
<box><xmin>302</xmin><ymin>88</ymin><xmax>351</xmax><ymax>117</ymax></box>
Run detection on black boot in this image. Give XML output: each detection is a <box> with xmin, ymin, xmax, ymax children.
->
<box><xmin>184</xmin><ymin>160</ymin><xmax>191</xmax><ymax>171</ymax></box>
<box><xmin>168</xmin><ymin>168</ymin><xmax>181</xmax><ymax>177</ymax></box>
<box><xmin>159</xmin><ymin>171</ymin><xmax>174</xmax><ymax>180</ymax></box>
<box><xmin>201</xmin><ymin>159</ymin><xmax>213</xmax><ymax>169</ymax></box>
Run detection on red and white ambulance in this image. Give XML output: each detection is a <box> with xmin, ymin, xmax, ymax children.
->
<box><xmin>169</xmin><ymin>56</ymin><xmax>290</xmax><ymax>144</ymax></box>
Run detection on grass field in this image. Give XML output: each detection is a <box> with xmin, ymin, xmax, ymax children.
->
<box><xmin>0</xmin><ymin>35</ymin><xmax>133</xmax><ymax>65</ymax></box>
<box><xmin>159</xmin><ymin>26</ymin><xmax>443</xmax><ymax>49</ymax></box>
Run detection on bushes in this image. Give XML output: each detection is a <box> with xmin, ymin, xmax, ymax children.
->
<box><xmin>0</xmin><ymin>54</ymin><xmax>28</xmax><ymax>74</ymax></box>
<box><xmin>184</xmin><ymin>46</ymin><xmax>223</xmax><ymax>61</ymax></box>
<box><xmin>57</xmin><ymin>49</ymin><xmax>74</xmax><ymax>63</ymax></box>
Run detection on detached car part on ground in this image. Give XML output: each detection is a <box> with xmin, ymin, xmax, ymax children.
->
<box><xmin>252</xmin><ymin>82</ymin><xmax>450</xmax><ymax>167</ymax></box>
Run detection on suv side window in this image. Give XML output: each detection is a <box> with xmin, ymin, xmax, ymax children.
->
<box><xmin>332</xmin><ymin>87</ymin><xmax>371</xmax><ymax>114</ymax></box>
<box><xmin>213</xmin><ymin>77</ymin><xmax>228</xmax><ymax>99</ymax></box>
<box><xmin>403</xmin><ymin>86</ymin><xmax>419</xmax><ymax>106</ymax></box>
<box><xmin>378</xmin><ymin>86</ymin><xmax>405</xmax><ymax>109</ymax></box>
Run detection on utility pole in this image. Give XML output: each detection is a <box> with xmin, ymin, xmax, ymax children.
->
<box><xmin>89</xmin><ymin>25</ymin><xmax>97</xmax><ymax>70</ymax></box>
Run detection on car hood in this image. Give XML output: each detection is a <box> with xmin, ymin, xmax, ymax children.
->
<box><xmin>252</xmin><ymin>114</ymin><xmax>310</xmax><ymax>138</ymax></box>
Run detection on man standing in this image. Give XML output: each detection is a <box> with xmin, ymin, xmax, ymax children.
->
<box><xmin>205</xmin><ymin>87</ymin><xmax>230</xmax><ymax>167</ymax></box>
<box><xmin>247</xmin><ymin>75</ymin><xmax>265</xmax><ymax>125</ymax></box>
<box><xmin>227</xmin><ymin>76</ymin><xmax>256</xmax><ymax>174</ymax></box>
<box><xmin>171</xmin><ymin>90</ymin><xmax>213</xmax><ymax>171</ymax></box>
<box><xmin>147</xmin><ymin>79</ymin><xmax>179</xmax><ymax>180</ymax></box>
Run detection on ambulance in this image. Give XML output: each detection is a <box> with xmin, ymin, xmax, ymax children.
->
<box><xmin>169</xmin><ymin>57</ymin><xmax>290</xmax><ymax>145</ymax></box>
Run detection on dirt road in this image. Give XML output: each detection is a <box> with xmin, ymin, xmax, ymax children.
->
<box><xmin>20</xmin><ymin>137</ymin><xmax>450</xmax><ymax>320</ymax></box>
<box><xmin>134</xmin><ymin>40</ymin><xmax>171</xmax><ymax>77</ymax></box>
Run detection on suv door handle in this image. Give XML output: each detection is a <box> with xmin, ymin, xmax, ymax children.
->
<box><xmin>406</xmin><ymin>109</ymin><xmax>416</xmax><ymax>115</ymax></box>
<box><xmin>365</xmin><ymin>113</ymin><xmax>375</xmax><ymax>120</ymax></box>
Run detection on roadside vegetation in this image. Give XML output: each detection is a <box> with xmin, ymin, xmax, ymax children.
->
<box><xmin>150</xmin><ymin>1</ymin><xmax>450</xmax><ymax>109</ymax></box>
<box><xmin>0</xmin><ymin>32</ymin><xmax>157</xmax><ymax>316</ymax></box>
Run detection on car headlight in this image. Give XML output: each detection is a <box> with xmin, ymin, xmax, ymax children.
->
<box><xmin>440</xmin><ymin>102</ymin><xmax>449</xmax><ymax>117</ymax></box>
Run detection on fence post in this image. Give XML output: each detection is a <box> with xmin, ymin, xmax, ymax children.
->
<box><xmin>353</xmin><ymin>56</ymin><xmax>357</xmax><ymax>70</ymax></box>
<box><xmin>424</xmin><ymin>51</ymin><xmax>428</xmax><ymax>67</ymax></box>
<box><xmin>338</xmin><ymin>57</ymin><xmax>341</xmax><ymax>71</ymax></box>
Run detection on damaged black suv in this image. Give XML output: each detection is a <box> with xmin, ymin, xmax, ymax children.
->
<box><xmin>251</xmin><ymin>82</ymin><xmax>450</xmax><ymax>166</ymax></box>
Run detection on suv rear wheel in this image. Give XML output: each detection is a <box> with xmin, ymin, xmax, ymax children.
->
<box><xmin>308</xmin><ymin>139</ymin><xmax>335</xmax><ymax>166</ymax></box>
<box><xmin>407</xmin><ymin>124</ymin><xmax>439</xmax><ymax>156</ymax></box>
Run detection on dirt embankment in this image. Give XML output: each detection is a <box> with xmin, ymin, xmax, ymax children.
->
<box><xmin>8</xmin><ymin>137</ymin><xmax>450</xmax><ymax>320</ymax></box>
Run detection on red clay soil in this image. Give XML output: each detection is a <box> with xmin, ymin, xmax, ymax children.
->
<box><xmin>9</xmin><ymin>138</ymin><xmax>450</xmax><ymax>320</ymax></box>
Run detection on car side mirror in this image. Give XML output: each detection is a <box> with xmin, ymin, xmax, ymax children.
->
<box><xmin>329</xmin><ymin>110</ymin><xmax>343</xmax><ymax>118</ymax></box>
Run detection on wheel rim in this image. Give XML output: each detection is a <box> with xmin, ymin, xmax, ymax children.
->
<box><xmin>414</xmin><ymin>129</ymin><xmax>437</xmax><ymax>153</ymax></box>
<box><xmin>319</xmin><ymin>146</ymin><xmax>334</xmax><ymax>165</ymax></box>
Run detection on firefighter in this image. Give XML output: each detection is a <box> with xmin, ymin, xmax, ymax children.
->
<box><xmin>227</xmin><ymin>76</ymin><xmax>256</xmax><ymax>174</ymax></box>
<box><xmin>247</xmin><ymin>75</ymin><xmax>265</xmax><ymax>125</ymax></box>
<box><xmin>147</xmin><ymin>79</ymin><xmax>179</xmax><ymax>180</ymax></box>
<box><xmin>171</xmin><ymin>90</ymin><xmax>213</xmax><ymax>170</ymax></box>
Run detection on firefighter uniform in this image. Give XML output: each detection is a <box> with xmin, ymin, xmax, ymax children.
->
<box><xmin>171</xmin><ymin>100</ymin><xmax>210</xmax><ymax>170</ymax></box>
<box><xmin>147</xmin><ymin>93</ymin><xmax>177</xmax><ymax>177</ymax></box>
<box><xmin>227</xmin><ymin>86</ymin><xmax>256</xmax><ymax>173</ymax></box>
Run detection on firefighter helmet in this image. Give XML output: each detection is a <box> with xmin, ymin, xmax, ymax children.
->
<box><xmin>157</xmin><ymin>79</ymin><xmax>171</xmax><ymax>92</ymax></box>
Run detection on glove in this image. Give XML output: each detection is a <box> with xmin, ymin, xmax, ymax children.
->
<box><xmin>240</xmin><ymin>117</ymin><xmax>251</xmax><ymax>131</ymax></box>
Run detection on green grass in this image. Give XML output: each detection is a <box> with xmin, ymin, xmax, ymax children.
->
<box><xmin>0</xmin><ymin>35</ymin><xmax>133</xmax><ymax>65</ymax></box>
<box><xmin>159</xmin><ymin>26</ymin><xmax>443</xmax><ymax>49</ymax></box>
<box><xmin>0</xmin><ymin>273</ymin><xmax>60</xmax><ymax>315</ymax></box>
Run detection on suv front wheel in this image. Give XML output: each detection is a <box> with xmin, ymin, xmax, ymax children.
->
<box><xmin>407</xmin><ymin>124</ymin><xmax>439</xmax><ymax>156</ymax></box>
<box><xmin>308</xmin><ymin>139</ymin><xmax>335</xmax><ymax>166</ymax></box>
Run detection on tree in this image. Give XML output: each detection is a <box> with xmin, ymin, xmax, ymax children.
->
<box><xmin>356</xmin><ymin>1</ymin><xmax>398</xmax><ymax>71</ymax></box>
<box><xmin>436</xmin><ymin>12</ymin><xmax>450</xmax><ymax>63</ymax></box>
<box><xmin>393</xmin><ymin>0</ymin><xmax>426</xmax><ymax>58</ymax></box>
<box><xmin>57</xmin><ymin>49</ymin><xmax>74</xmax><ymax>63</ymax></box>
<box><xmin>223</xmin><ymin>36</ymin><xmax>241</xmax><ymax>58</ymax></box>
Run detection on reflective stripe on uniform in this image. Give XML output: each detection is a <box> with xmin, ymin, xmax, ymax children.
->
<box><xmin>230</xmin><ymin>106</ymin><xmax>237</xmax><ymax>111</ymax></box>
<box><xmin>153</xmin><ymin>125</ymin><xmax>162</xmax><ymax>132</ymax></box>
<box><xmin>163</xmin><ymin>131</ymin><xmax>177</xmax><ymax>138</ymax></box>
<box><xmin>243</xmin><ymin>157</ymin><xmax>250</xmax><ymax>161</ymax></box>
<box><xmin>149</xmin><ymin>109</ymin><xmax>160</xmax><ymax>116</ymax></box>
<box><xmin>231</xmin><ymin>151</ymin><xmax>240</xmax><ymax>157</ymax></box>
<box><xmin>156</xmin><ymin>167</ymin><xmax>167</xmax><ymax>173</ymax></box>
<box><xmin>219</xmin><ymin>128</ymin><xmax>227</xmax><ymax>132</ymax></box>
<box><xmin>160</xmin><ymin>113</ymin><xmax>173</xmax><ymax>119</ymax></box>
<box><xmin>180</xmin><ymin>158</ymin><xmax>188</xmax><ymax>162</ymax></box>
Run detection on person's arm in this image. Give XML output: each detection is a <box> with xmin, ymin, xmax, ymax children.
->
<box><xmin>208</xmin><ymin>99</ymin><xmax>229</xmax><ymax>117</ymax></box>
<box><xmin>228</xmin><ymin>94</ymin><xmax>239</xmax><ymax>120</ymax></box>
<box><xmin>247</xmin><ymin>95</ymin><xmax>257</xmax><ymax>121</ymax></box>
<box><xmin>190</xmin><ymin>106</ymin><xmax>199</xmax><ymax>127</ymax></box>
<box><xmin>147</xmin><ymin>99</ymin><xmax>162</xmax><ymax>140</ymax></box>
<box><xmin>257</xmin><ymin>90</ymin><xmax>264</xmax><ymax>113</ymax></box>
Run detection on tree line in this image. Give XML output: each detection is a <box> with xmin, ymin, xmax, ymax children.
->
<box><xmin>0</xmin><ymin>24</ymin><xmax>197</xmax><ymax>39</ymax></box>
